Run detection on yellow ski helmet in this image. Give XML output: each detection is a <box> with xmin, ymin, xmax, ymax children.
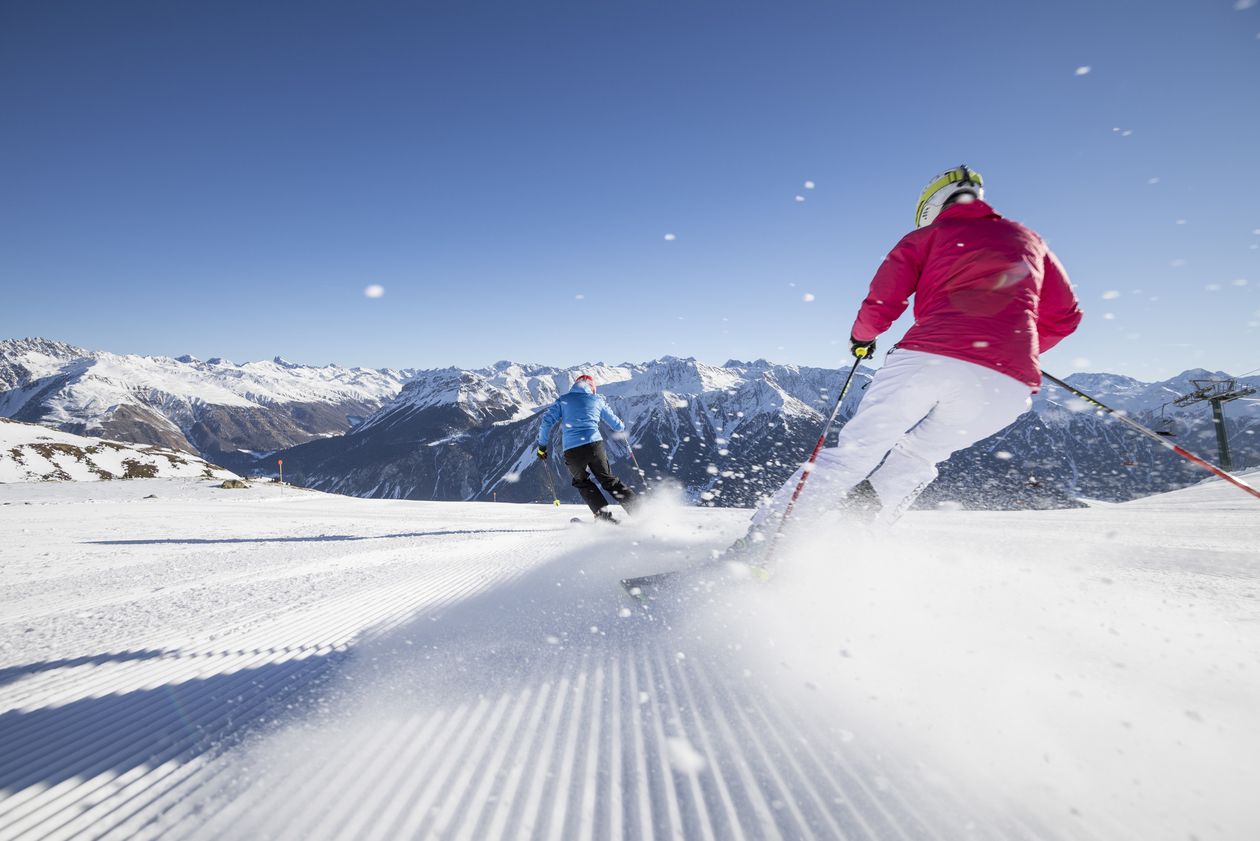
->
<box><xmin>914</xmin><ymin>165</ymin><xmax>983</xmax><ymax>228</ymax></box>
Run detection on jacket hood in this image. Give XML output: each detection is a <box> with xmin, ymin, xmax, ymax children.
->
<box><xmin>569</xmin><ymin>381</ymin><xmax>596</xmax><ymax>395</ymax></box>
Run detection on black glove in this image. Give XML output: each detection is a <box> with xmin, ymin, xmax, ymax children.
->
<box><xmin>849</xmin><ymin>336</ymin><xmax>876</xmax><ymax>359</ymax></box>
<box><xmin>536</xmin><ymin>445</ymin><xmax>548</xmax><ymax>460</ymax></box>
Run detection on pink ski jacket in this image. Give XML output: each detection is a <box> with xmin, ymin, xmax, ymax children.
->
<box><xmin>850</xmin><ymin>199</ymin><xmax>1082</xmax><ymax>390</ymax></box>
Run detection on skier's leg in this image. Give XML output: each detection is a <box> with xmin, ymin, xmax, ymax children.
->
<box><xmin>867</xmin><ymin>357</ymin><xmax>1032</xmax><ymax>525</ymax></box>
<box><xmin>750</xmin><ymin>349</ymin><xmax>948</xmax><ymax>527</ymax></box>
<box><xmin>586</xmin><ymin>441</ymin><xmax>637</xmax><ymax>511</ymax></box>
<box><xmin>564</xmin><ymin>444</ymin><xmax>611</xmax><ymax>514</ymax></box>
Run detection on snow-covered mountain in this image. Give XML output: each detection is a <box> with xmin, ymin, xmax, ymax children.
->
<box><xmin>0</xmin><ymin>417</ymin><xmax>235</xmax><ymax>483</ymax></box>
<box><xmin>269</xmin><ymin>357</ymin><xmax>1260</xmax><ymax>508</ymax></box>
<box><xmin>5</xmin><ymin>338</ymin><xmax>1255</xmax><ymax>507</ymax></box>
<box><xmin>266</xmin><ymin>356</ymin><xmax>880</xmax><ymax>507</ymax></box>
<box><xmin>0</xmin><ymin>338</ymin><xmax>416</xmax><ymax>472</ymax></box>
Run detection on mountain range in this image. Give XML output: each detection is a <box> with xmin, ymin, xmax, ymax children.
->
<box><xmin>2</xmin><ymin>337</ymin><xmax>1257</xmax><ymax>509</ymax></box>
<box><xmin>0</xmin><ymin>337</ymin><xmax>414</xmax><ymax>473</ymax></box>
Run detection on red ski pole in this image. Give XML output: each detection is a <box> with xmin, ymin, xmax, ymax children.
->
<box><xmin>1042</xmin><ymin>371</ymin><xmax>1260</xmax><ymax>502</ymax></box>
<box><xmin>768</xmin><ymin>350</ymin><xmax>869</xmax><ymax>548</ymax></box>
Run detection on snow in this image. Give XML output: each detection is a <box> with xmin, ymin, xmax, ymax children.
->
<box><xmin>1</xmin><ymin>474</ymin><xmax>1258</xmax><ymax>839</ymax></box>
<box><xmin>0</xmin><ymin>419</ymin><xmax>235</xmax><ymax>483</ymax></box>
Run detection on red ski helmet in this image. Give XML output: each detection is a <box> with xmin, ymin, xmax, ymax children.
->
<box><xmin>574</xmin><ymin>374</ymin><xmax>597</xmax><ymax>392</ymax></box>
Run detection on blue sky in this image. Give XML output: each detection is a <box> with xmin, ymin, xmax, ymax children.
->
<box><xmin>3</xmin><ymin>0</ymin><xmax>1258</xmax><ymax>380</ymax></box>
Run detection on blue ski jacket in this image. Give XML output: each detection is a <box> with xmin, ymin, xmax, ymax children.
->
<box><xmin>536</xmin><ymin>381</ymin><xmax>626</xmax><ymax>452</ymax></box>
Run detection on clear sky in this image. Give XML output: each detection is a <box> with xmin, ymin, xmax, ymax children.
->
<box><xmin>3</xmin><ymin>0</ymin><xmax>1258</xmax><ymax>380</ymax></box>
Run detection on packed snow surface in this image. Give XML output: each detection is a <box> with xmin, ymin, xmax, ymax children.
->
<box><xmin>1</xmin><ymin>474</ymin><xmax>1258</xmax><ymax>840</ymax></box>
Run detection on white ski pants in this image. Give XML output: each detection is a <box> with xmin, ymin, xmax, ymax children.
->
<box><xmin>753</xmin><ymin>349</ymin><xmax>1032</xmax><ymax>527</ymax></box>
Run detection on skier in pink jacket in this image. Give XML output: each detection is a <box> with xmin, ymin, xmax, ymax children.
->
<box><xmin>751</xmin><ymin>165</ymin><xmax>1082</xmax><ymax>535</ymax></box>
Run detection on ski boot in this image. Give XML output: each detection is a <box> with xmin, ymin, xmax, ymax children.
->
<box><xmin>717</xmin><ymin>531</ymin><xmax>772</xmax><ymax>581</ymax></box>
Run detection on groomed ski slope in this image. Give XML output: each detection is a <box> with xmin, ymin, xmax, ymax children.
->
<box><xmin>1</xmin><ymin>475</ymin><xmax>1258</xmax><ymax>840</ymax></box>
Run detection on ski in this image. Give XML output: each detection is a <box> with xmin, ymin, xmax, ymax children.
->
<box><xmin>570</xmin><ymin>514</ymin><xmax>621</xmax><ymax>525</ymax></box>
<box><xmin>620</xmin><ymin>558</ymin><xmax>772</xmax><ymax>604</ymax></box>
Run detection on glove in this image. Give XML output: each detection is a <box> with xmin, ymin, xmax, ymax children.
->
<box><xmin>849</xmin><ymin>336</ymin><xmax>876</xmax><ymax>359</ymax></box>
<box><xmin>536</xmin><ymin>445</ymin><xmax>548</xmax><ymax>460</ymax></box>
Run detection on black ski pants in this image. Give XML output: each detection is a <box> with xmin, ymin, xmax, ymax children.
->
<box><xmin>563</xmin><ymin>441</ymin><xmax>637</xmax><ymax>515</ymax></box>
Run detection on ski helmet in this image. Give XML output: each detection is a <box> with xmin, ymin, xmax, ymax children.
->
<box><xmin>914</xmin><ymin>165</ymin><xmax>983</xmax><ymax>228</ymax></box>
<box><xmin>574</xmin><ymin>374</ymin><xmax>597</xmax><ymax>392</ymax></box>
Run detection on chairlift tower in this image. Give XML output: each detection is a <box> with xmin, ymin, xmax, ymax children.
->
<box><xmin>1171</xmin><ymin>378</ymin><xmax>1257</xmax><ymax>471</ymax></box>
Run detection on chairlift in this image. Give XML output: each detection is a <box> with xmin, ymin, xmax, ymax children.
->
<box><xmin>1154</xmin><ymin>405</ymin><xmax>1176</xmax><ymax>437</ymax></box>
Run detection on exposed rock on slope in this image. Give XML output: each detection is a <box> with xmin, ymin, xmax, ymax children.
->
<box><xmin>0</xmin><ymin>418</ymin><xmax>236</xmax><ymax>483</ymax></box>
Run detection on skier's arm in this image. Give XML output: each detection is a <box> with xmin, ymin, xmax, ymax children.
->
<box><xmin>850</xmin><ymin>231</ymin><xmax>925</xmax><ymax>342</ymax></box>
<box><xmin>1036</xmin><ymin>249</ymin><xmax>1083</xmax><ymax>353</ymax></box>
<box><xmin>598</xmin><ymin>398</ymin><xmax>626</xmax><ymax>435</ymax></box>
<box><xmin>536</xmin><ymin>402</ymin><xmax>562</xmax><ymax>446</ymax></box>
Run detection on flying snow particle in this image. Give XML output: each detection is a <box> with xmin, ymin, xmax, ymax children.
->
<box><xmin>994</xmin><ymin>450</ymin><xmax>1013</xmax><ymax>460</ymax></box>
<box><xmin>1147</xmin><ymin>177</ymin><xmax>1160</xmax><ymax>185</ymax></box>
<box><xmin>802</xmin><ymin>293</ymin><xmax>815</xmax><ymax>302</ymax></box>
<box><xmin>503</xmin><ymin>471</ymin><xmax>521</xmax><ymax>484</ymax></box>
<box><xmin>545</xmin><ymin>635</ymin><xmax>561</xmax><ymax>645</ymax></box>
<box><xmin>804</xmin><ymin>180</ymin><xmax>815</xmax><ymax>189</ymax></box>
<box><xmin>1235</xmin><ymin>0</ymin><xmax>1255</xmax><ymax>10</ymax></box>
<box><xmin>666</xmin><ymin>737</ymin><xmax>708</xmax><ymax>774</ymax></box>
<box><xmin>794</xmin><ymin>195</ymin><xmax>806</xmax><ymax>203</ymax></box>
<box><xmin>1205</xmin><ymin>283</ymin><xmax>1222</xmax><ymax>291</ymax></box>
<box><xmin>1102</xmin><ymin>290</ymin><xmax>1121</xmax><ymax>300</ymax></box>
<box><xmin>574</xmin><ymin>293</ymin><xmax>585</xmax><ymax>300</ymax></box>
<box><xmin>1075</xmin><ymin>66</ymin><xmax>1091</xmax><ymax>76</ymax></box>
<box><xmin>1176</xmin><ymin>219</ymin><xmax>1187</xmax><ymax>225</ymax></box>
<box><xmin>1072</xmin><ymin>357</ymin><xmax>1091</xmax><ymax>369</ymax></box>
<box><xmin>1104</xmin><ymin>313</ymin><xmax>1116</xmax><ymax>320</ymax></box>
<box><xmin>1233</xmin><ymin>278</ymin><xmax>1249</xmax><ymax>286</ymax></box>
<box><xmin>971</xmin><ymin>340</ymin><xmax>990</xmax><ymax>348</ymax></box>
<box><xmin>363</xmin><ymin>284</ymin><xmax>385</xmax><ymax>298</ymax></box>
<box><xmin>618</xmin><ymin>607</ymin><xmax>633</xmax><ymax>618</ymax></box>
<box><xmin>1170</xmin><ymin>258</ymin><xmax>1187</xmax><ymax>268</ymax></box>
<box><xmin>706</xmin><ymin>464</ymin><xmax>719</xmax><ymax>475</ymax></box>
<box><xmin>664</xmin><ymin>233</ymin><xmax>677</xmax><ymax>241</ymax></box>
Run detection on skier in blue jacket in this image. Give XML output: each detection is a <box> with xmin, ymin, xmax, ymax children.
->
<box><xmin>536</xmin><ymin>374</ymin><xmax>638</xmax><ymax>521</ymax></box>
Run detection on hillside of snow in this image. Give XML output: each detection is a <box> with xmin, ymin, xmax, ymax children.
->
<box><xmin>2</xmin><ymin>472</ymin><xmax>1257</xmax><ymax>840</ymax></box>
<box><xmin>0</xmin><ymin>418</ymin><xmax>235</xmax><ymax>483</ymax></box>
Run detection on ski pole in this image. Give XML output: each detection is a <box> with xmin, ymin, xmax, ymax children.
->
<box><xmin>625</xmin><ymin>435</ymin><xmax>649</xmax><ymax>491</ymax></box>
<box><xmin>540</xmin><ymin>458</ymin><xmax>561</xmax><ymax>506</ymax></box>
<box><xmin>1042</xmin><ymin>371</ymin><xmax>1260</xmax><ymax>502</ymax></box>
<box><xmin>769</xmin><ymin>350</ymin><xmax>870</xmax><ymax>546</ymax></box>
